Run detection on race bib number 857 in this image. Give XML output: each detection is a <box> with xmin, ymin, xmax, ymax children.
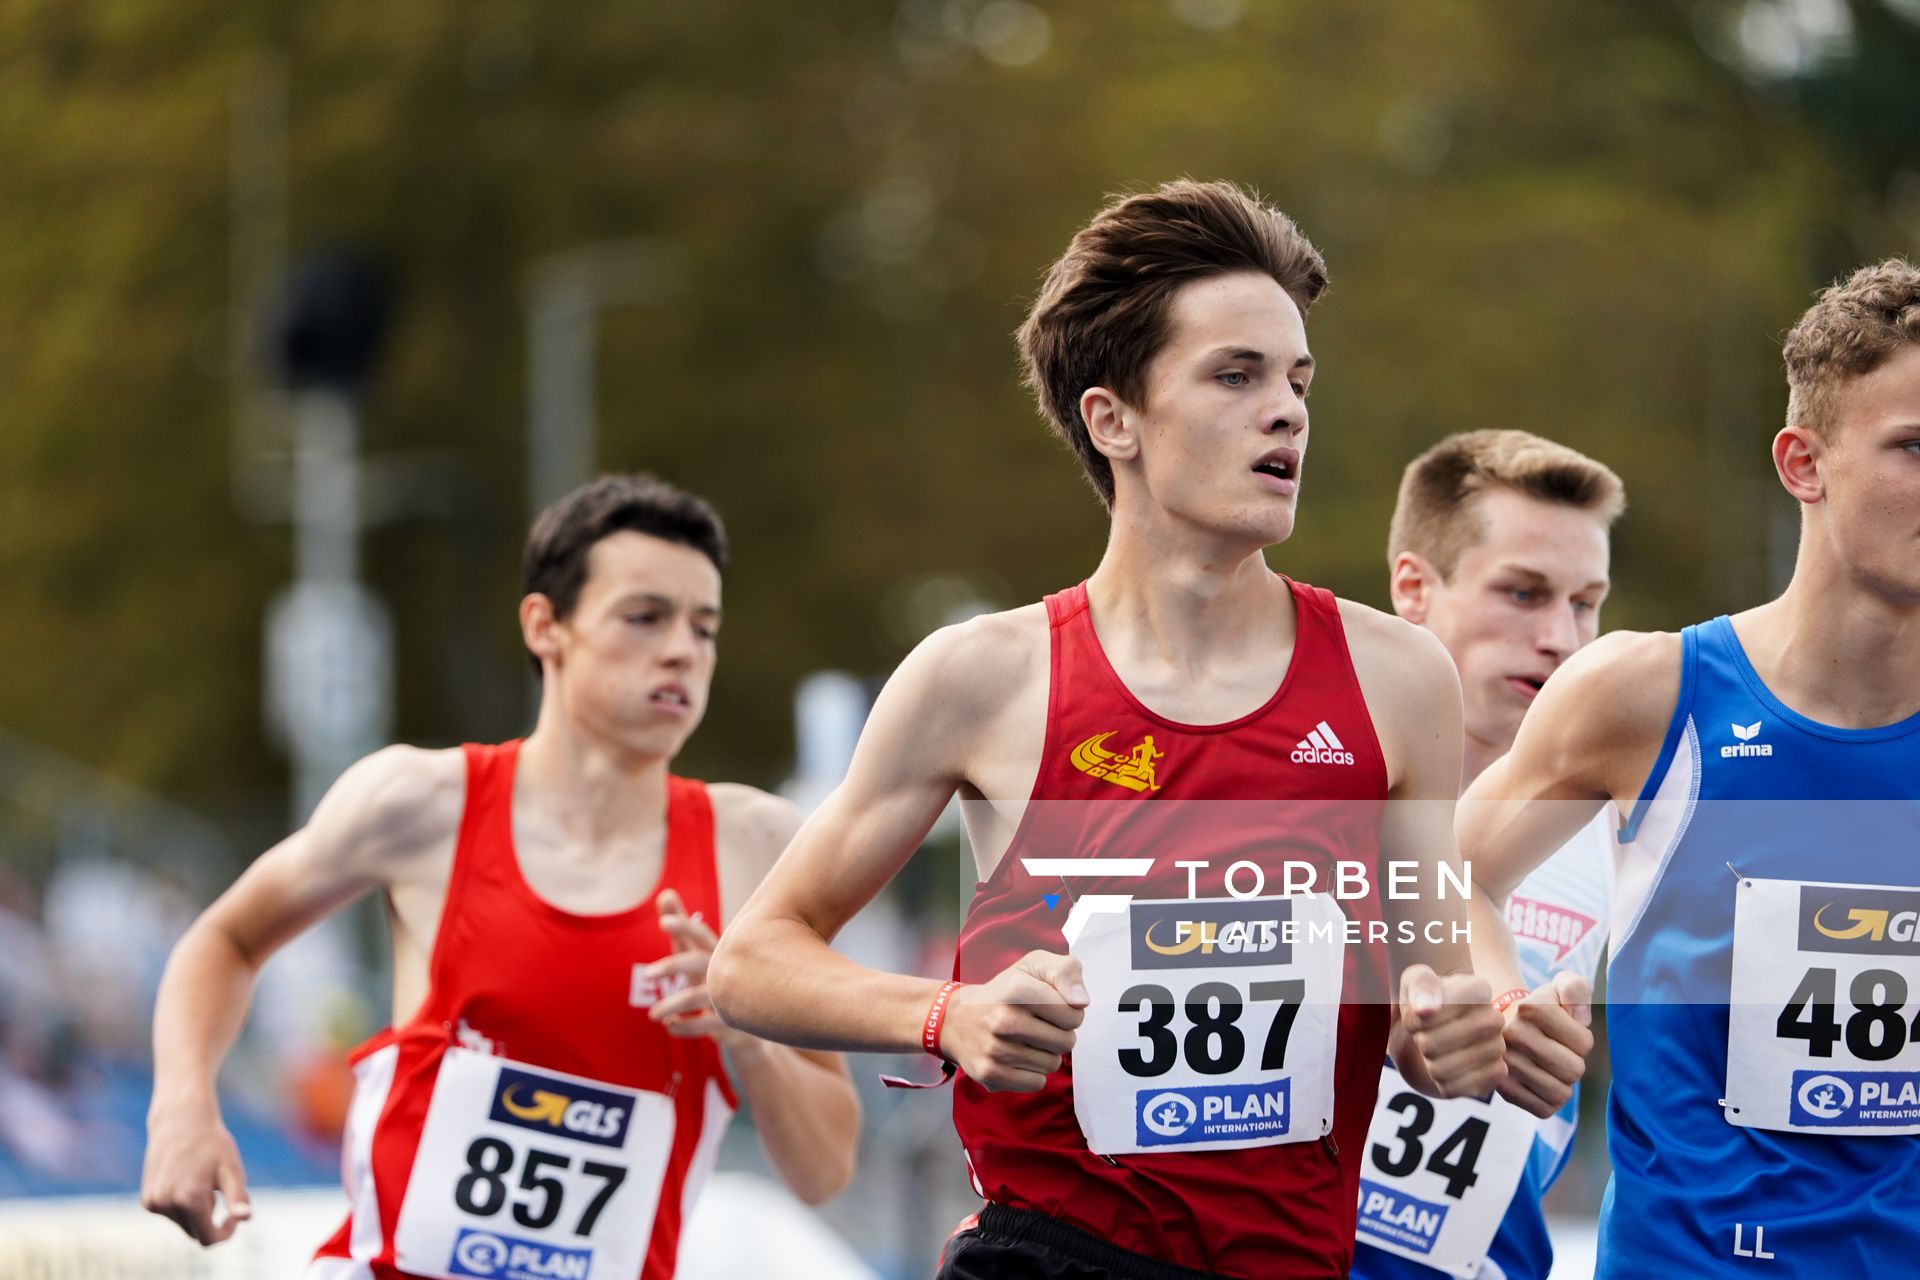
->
<box><xmin>393</xmin><ymin>1048</ymin><xmax>675</xmax><ymax>1280</ymax></box>
<box><xmin>1726</xmin><ymin>878</ymin><xmax>1920</xmax><ymax>1135</ymax></box>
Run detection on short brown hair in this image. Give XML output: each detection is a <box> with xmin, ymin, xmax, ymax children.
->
<box><xmin>1783</xmin><ymin>258</ymin><xmax>1920</xmax><ymax>438</ymax></box>
<box><xmin>522</xmin><ymin>474</ymin><xmax>727</xmax><ymax>675</ymax></box>
<box><xmin>1388</xmin><ymin>430</ymin><xmax>1625</xmax><ymax>577</ymax></box>
<box><xmin>1016</xmin><ymin>180</ymin><xmax>1329</xmax><ymax>508</ymax></box>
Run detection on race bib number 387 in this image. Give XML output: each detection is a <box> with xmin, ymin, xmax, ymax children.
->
<box><xmin>393</xmin><ymin>1048</ymin><xmax>675</xmax><ymax>1280</ymax></box>
<box><xmin>1069</xmin><ymin>895</ymin><xmax>1345</xmax><ymax>1156</ymax></box>
<box><xmin>1726</xmin><ymin>877</ymin><xmax>1920</xmax><ymax>1135</ymax></box>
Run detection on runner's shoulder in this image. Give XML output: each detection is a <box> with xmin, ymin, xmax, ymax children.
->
<box><xmin>1333</xmin><ymin>596</ymin><xmax>1459</xmax><ymax>701</ymax></box>
<box><xmin>706</xmin><ymin>783</ymin><xmax>804</xmax><ymax>919</ymax></box>
<box><xmin>707</xmin><ymin>783</ymin><xmax>803</xmax><ymax>863</ymax></box>
<box><xmin>892</xmin><ymin>601</ymin><xmax>1050</xmax><ymax>724</ymax></box>
<box><xmin>1533</xmin><ymin>629</ymin><xmax>1683</xmax><ymax>749</ymax></box>
<box><xmin>309</xmin><ymin>743</ymin><xmax>466</xmax><ymax>872</ymax></box>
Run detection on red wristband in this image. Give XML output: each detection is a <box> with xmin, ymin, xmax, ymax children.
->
<box><xmin>922</xmin><ymin>980</ymin><xmax>964</xmax><ymax>1059</ymax></box>
<box><xmin>1492</xmin><ymin>986</ymin><xmax>1531</xmax><ymax>1014</ymax></box>
<box><xmin>880</xmin><ymin>981</ymin><xmax>964</xmax><ymax>1091</ymax></box>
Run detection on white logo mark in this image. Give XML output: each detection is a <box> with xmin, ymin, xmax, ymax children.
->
<box><xmin>1290</xmin><ymin>720</ymin><xmax>1355</xmax><ymax>766</ymax></box>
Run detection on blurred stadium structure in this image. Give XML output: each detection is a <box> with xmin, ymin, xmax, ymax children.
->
<box><xmin>4</xmin><ymin>0</ymin><xmax>1918</xmax><ymax>1275</ymax></box>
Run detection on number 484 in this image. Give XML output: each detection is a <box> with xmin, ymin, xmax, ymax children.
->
<box><xmin>1777</xmin><ymin>967</ymin><xmax>1920</xmax><ymax>1060</ymax></box>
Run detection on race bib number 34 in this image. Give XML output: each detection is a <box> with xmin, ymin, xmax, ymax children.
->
<box><xmin>393</xmin><ymin>1048</ymin><xmax>675</xmax><ymax>1280</ymax></box>
<box><xmin>1354</xmin><ymin>1060</ymin><xmax>1537</xmax><ymax>1277</ymax></box>
<box><xmin>1069</xmin><ymin>895</ymin><xmax>1345</xmax><ymax>1156</ymax></box>
<box><xmin>1726</xmin><ymin>877</ymin><xmax>1920</xmax><ymax>1135</ymax></box>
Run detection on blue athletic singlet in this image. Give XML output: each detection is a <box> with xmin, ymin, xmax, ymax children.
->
<box><xmin>1598</xmin><ymin>616</ymin><xmax>1920</xmax><ymax>1277</ymax></box>
<box><xmin>1352</xmin><ymin>813</ymin><xmax>1612</xmax><ymax>1280</ymax></box>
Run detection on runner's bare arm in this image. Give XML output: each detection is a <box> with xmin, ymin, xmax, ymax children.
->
<box><xmin>142</xmin><ymin>746</ymin><xmax>462</xmax><ymax>1244</ymax></box>
<box><xmin>711</xmin><ymin>611</ymin><xmax>1085</xmax><ymax>1091</ymax></box>
<box><xmin>1457</xmin><ymin>631</ymin><xmax>1677</xmax><ymax>1113</ymax></box>
<box><xmin>678</xmin><ymin>785</ymin><xmax>859</xmax><ymax>1204</ymax></box>
<box><xmin>1342</xmin><ymin>603</ymin><xmax>1506</xmax><ymax>1102</ymax></box>
<box><xmin>1458</xmin><ymin>632</ymin><xmax>1678</xmax><ymax>992</ymax></box>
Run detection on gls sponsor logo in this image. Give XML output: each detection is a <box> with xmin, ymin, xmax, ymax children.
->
<box><xmin>1134</xmin><ymin>1080</ymin><xmax>1291</xmax><ymax>1146</ymax></box>
<box><xmin>489</xmin><ymin>1067</ymin><xmax>633</xmax><ymax>1147</ymax></box>
<box><xmin>1797</xmin><ymin>885</ymin><xmax>1920</xmax><ymax>956</ymax></box>
<box><xmin>448</xmin><ymin>1228</ymin><xmax>592</xmax><ymax>1280</ymax></box>
<box><xmin>1130</xmin><ymin>900</ymin><xmax>1292</xmax><ymax>970</ymax></box>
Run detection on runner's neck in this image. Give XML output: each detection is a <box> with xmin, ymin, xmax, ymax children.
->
<box><xmin>1731</xmin><ymin>581</ymin><xmax>1920</xmax><ymax>729</ymax></box>
<box><xmin>516</xmin><ymin>723</ymin><xmax>673</xmax><ymax>852</ymax></box>
<box><xmin>1085</xmin><ymin>521</ymin><xmax>1294</xmax><ymax>679</ymax></box>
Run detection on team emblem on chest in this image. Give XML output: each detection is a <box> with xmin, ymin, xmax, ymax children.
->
<box><xmin>1070</xmin><ymin>731</ymin><xmax>1165</xmax><ymax>792</ymax></box>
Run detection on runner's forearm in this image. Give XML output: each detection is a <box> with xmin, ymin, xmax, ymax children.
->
<box><xmin>149</xmin><ymin>920</ymin><xmax>259</xmax><ymax>1114</ymax></box>
<box><xmin>711</xmin><ymin>916</ymin><xmax>945</xmax><ymax>1054</ymax></box>
<box><xmin>1465</xmin><ymin>885</ymin><xmax>1526</xmax><ymax>996</ymax></box>
<box><xmin>725</xmin><ymin>1043</ymin><xmax>859</xmax><ymax>1204</ymax></box>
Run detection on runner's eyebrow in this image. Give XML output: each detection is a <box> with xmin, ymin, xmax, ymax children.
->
<box><xmin>615</xmin><ymin>592</ymin><xmax>722</xmax><ymax>619</ymax></box>
<box><xmin>1493</xmin><ymin>566</ymin><xmax>1609</xmax><ymax>593</ymax></box>
<box><xmin>1202</xmin><ymin>347</ymin><xmax>1315</xmax><ymax>371</ymax></box>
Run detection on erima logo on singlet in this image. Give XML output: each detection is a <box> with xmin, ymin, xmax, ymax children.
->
<box><xmin>1721</xmin><ymin>720</ymin><xmax>1773</xmax><ymax>758</ymax></box>
<box><xmin>1069</xmin><ymin>731</ymin><xmax>1164</xmax><ymax>792</ymax></box>
<box><xmin>489</xmin><ymin>1067</ymin><xmax>633</xmax><ymax>1147</ymax></box>
<box><xmin>1290</xmin><ymin>721</ymin><xmax>1354</xmax><ymax>766</ymax></box>
<box><xmin>1131</xmin><ymin>900</ymin><xmax>1292</xmax><ymax>969</ymax></box>
<box><xmin>1799</xmin><ymin>886</ymin><xmax>1920</xmax><ymax>956</ymax></box>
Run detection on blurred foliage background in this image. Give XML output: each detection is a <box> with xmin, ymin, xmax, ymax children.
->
<box><xmin>5</xmin><ymin>0</ymin><xmax>1917</xmax><ymax>849</ymax></box>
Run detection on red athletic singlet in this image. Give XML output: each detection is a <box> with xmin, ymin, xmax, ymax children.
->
<box><xmin>309</xmin><ymin>741</ymin><xmax>736</xmax><ymax>1280</ymax></box>
<box><xmin>951</xmin><ymin>580</ymin><xmax>1392</xmax><ymax>1278</ymax></box>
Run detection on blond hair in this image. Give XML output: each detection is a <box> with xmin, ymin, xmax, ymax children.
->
<box><xmin>1783</xmin><ymin>258</ymin><xmax>1920</xmax><ymax>438</ymax></box>
<box><xmin>1387</xmin><ymin>430</ymin><xmax>1625</xmax><ymax>577</ymax></box>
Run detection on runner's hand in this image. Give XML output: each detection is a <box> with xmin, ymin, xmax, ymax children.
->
<box><xmin>141</xmin><ymin>1098</ymin><xmax>253</xmax><ymax>1245</ymax></box>
<box><xmin>647</xmin><ymin>888</ymin><xmax>755</xmax><ymax>1053</ymax></box>
<box><xmin>940</xmin><ymin>951</ymin><xmax>1088</xmax><ymax>1092</ymax></box>
<box><xmin>1497</xmin><ymin>971</ymin><xmax>1592</xmax><ymax>1118</ymax></box>
<box><xmin>1396</xmin><ymin>965</ymin><xmax>1506</xmax><ymax>1101</ymax></box>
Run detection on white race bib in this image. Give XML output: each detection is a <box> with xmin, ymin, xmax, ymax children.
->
<box><xmin>1354</xmin><ymin>1060</ymin><xmax>1538</xmax><ymax>1276</ymax></box>
<box><xmin>1725</xmin><ymin>877</ymin><xmax>1920</xmax><ymax>1135</ymax></box>
<box><xmin>1068</xmin><ymin>895</ymin><xmax>1345</xmax><ymax>1156</ymax></box>
<box><xmin>393</xmin><ymin>1047</ymin><xmax>676</xmax><ymax>1280</ymax></box>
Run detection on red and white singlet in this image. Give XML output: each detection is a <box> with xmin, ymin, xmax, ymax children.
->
<box><xmin>951</xmin><ymin>580</ymin><xmax>1393</xmax><ymax>1277</ymax></box>
<box><xmin>309</xmin><ymin>741</ymin><xmax>736</xmax><ymax>1280</ymax></box>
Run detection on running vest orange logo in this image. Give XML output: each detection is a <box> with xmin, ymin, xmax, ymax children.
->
<box><xmin>489</xmin><ymin>1067</ymin><xmax>633</xmax><ymax>1146</ymax></box>
<box><xmin>1069</xmin><ymin>731</ymin><xmax>1164</xmax><ymax>792</ymax></box>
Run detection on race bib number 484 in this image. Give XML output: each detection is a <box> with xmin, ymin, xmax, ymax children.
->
<box><xmin>393</xmin><ymin>1048</ymin><xmax>675</xmax><ymax>1280</ymax></box>
<box><xmin>1726</xmin><ymin>877</ymin><xmax>1920</xmax><ymax>1135</ymax></box>
<box><xmin>1068</xmin><ymin>895</ymin><xmax>1345</xmax><ymax>1156</ymax></box>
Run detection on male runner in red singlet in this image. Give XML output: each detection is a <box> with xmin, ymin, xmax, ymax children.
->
<box><xmin>140</xmin><ymin>475</ymin><xmax>859</xmax><ymax>1280</ymax></box>
<box><xmin>711</xmin><ymin>182</ymin><xmax>1583</xmax><ymax>1279</ymax></box>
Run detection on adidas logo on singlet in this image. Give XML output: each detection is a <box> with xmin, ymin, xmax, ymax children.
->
<box><xmin>1290</xmin><ymin>720</ymin><xmax>1354</xmax><ymax>766</ymax></box>
<box><xmin>1721</xmin><ymin>720</ymin><xmax>1773</xmax><ymax>758</ymax></box>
